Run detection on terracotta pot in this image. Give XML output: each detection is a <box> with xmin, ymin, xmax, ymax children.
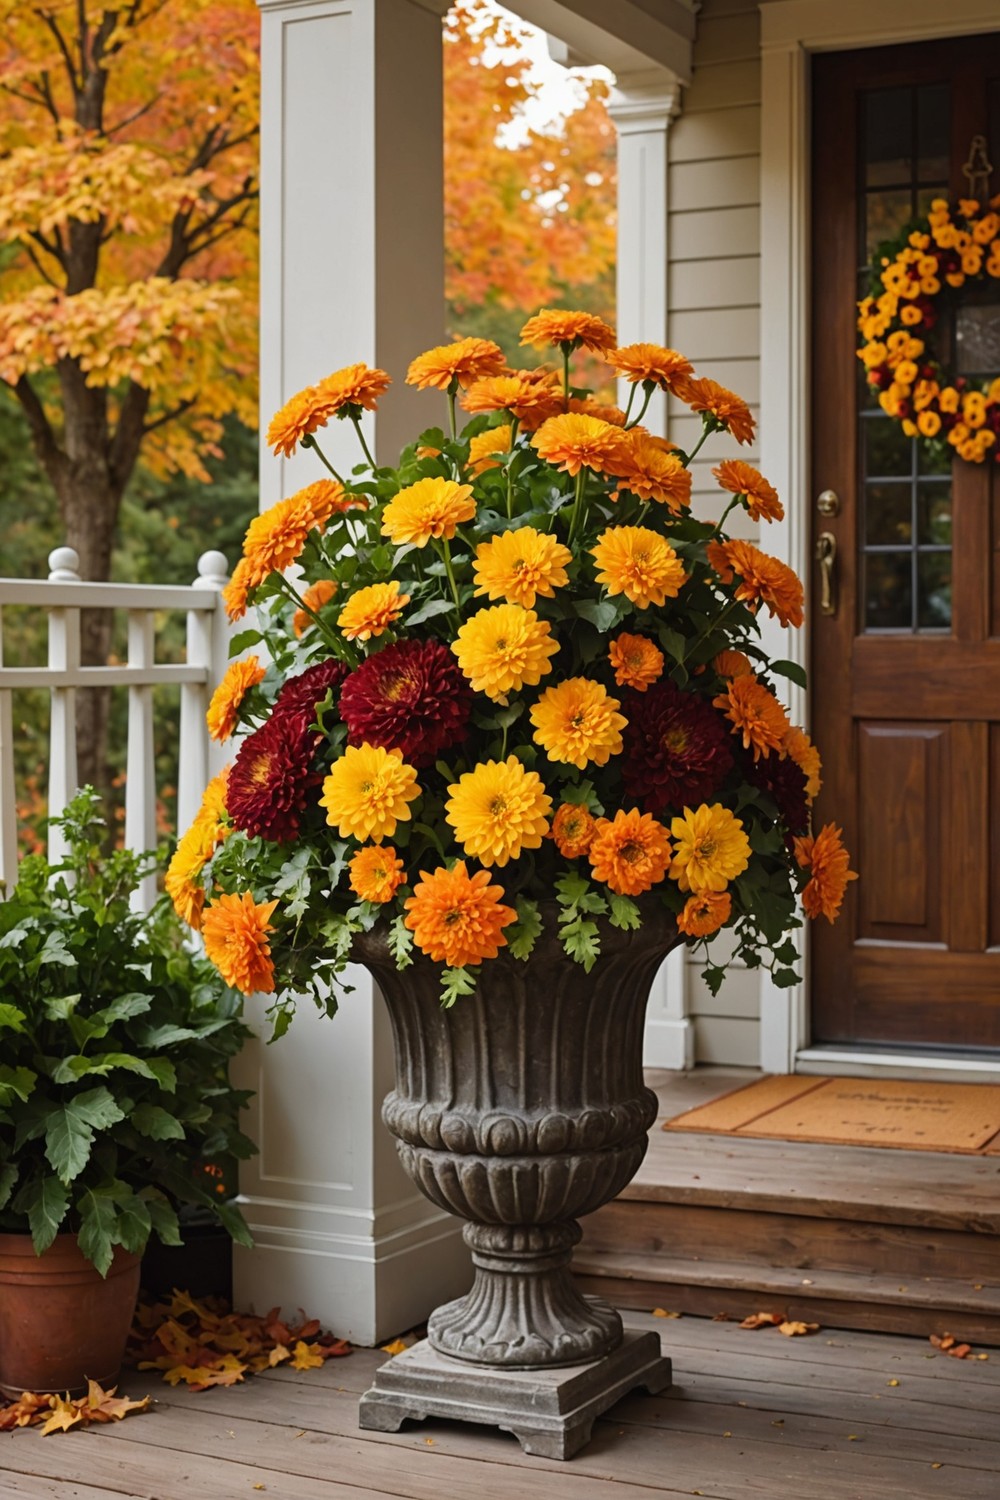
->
<box><xmin>355</xmin><ymin>903</ymin><xmax>678</xmax><ymax>1369</ymax></box>
<box><xmin>0</xmin><ymin>1233</ymin><xmax>141</xmax><ymax>1398</ymax></box>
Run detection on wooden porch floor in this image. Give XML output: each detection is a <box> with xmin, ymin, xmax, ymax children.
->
<box><xmin>3</xmin><ymin>1310</ymin><xmax>998</xmax><ymax>1499</ymax></box>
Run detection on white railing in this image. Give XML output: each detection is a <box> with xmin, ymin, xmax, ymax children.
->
<box><xmin>0</xmin><ymin>545</ymin><xmax>232</xmax><ymax>910</ymax></box>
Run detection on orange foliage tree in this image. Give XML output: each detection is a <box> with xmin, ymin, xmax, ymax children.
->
<box><xmin>0</xmin><ymin>0</ymin><xmax>258</xmax><ymax>776</ymax></box>
<box><xmin>444</xmin><ymin>0</ymin><xmax>616</xmax><ymax>335</ymax></box>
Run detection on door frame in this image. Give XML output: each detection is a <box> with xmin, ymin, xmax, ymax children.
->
<box><xmin>757</xmin><ymin>0</ymin><xmax>1000</xmax><ymax>1077</ymax></box>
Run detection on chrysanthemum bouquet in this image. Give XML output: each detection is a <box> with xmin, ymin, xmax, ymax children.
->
<box><xmin>170</xmin><ymin>310</ymin><xmax>855</xmax><ymax>1032</ymax></box>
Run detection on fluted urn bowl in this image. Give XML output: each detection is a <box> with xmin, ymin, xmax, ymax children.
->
<box><xmin>354</xmin><ymin>905</ymin><xmax>678</xmax><ymax>1369</ymax></box>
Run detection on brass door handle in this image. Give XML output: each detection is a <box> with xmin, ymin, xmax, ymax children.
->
<box><xmin>815</xmin><ymin>531</ymin><xmax>837</xmax><ymax>616</ymax></box>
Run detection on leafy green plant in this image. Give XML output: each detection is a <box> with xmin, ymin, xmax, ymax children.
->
<box><xmin>0</xmin><ymin>789</ymin><xmax>255</xmax><ymax>1275</ymax></box>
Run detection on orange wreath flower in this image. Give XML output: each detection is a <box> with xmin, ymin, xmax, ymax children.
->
<box><xmin>713</xmin><ymin>677</ymin><xmax>790</xmax><ymax>761</ymax></box>
<box><xmin>519</xmin><ymin>308</ymin><xmax>616</xmax><ymax>353</ymax></box>
<box><xmin>676</xmin><ymin>376</ymin><xmax>756</xmax><ymax>445</ymax></box>
<box><xmin>794</xmin><ymin>823</ymin><xmax>858</xmax><ymax>922</ymax></box>
<box><xmin>202</xmin><ymin>892</ymin><xmax>279</xmax><ymax>995</ymax></box>
<box><xmin>713</xmin><ymin>459</ymin><xmax>784</xmax><ymax>523</ymax></box>
<box><xmin>404</xmin><ymin>861</ymin><xmax>517</xmax><ymax>966</ymax></box>
<box><xmin>587</xmin><ymin>808</ymin><xmax>672</xmax><ymax>897</ymax></box>
<box><xmin>406</xmin><ymin>337</ymin><xmax>506</xmax><ymax>391</ymax></box>
<box><xmin>467</xmin><ymin>424</ymin><xmax>513</xmax><ymax>475</ymax></box>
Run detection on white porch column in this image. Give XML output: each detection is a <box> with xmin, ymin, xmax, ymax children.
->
<box><xmin>236</xmin><ymin>0</ymin><xmax>469</xmax><ymax>1346</ymax></box>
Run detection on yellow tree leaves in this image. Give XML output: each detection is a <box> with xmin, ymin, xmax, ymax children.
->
<box><xmin>444</xmin><ymin>0</ymin><xmax>615</xmax><ymax>316</ymax></box>
<box><xmin>0</xmin><ymin>1381</ymin><xmax>150</xmax><ymax>1435</ymax></box>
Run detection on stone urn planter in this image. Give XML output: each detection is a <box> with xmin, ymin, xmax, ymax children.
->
<box><xmin>356</xmin><ymin>907</ymin><xmax>676</xmax><ymax>1458</ymax></box>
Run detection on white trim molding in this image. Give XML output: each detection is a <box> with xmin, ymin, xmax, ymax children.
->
<box><xmin>758</xmin><ymin>0</ymin><xmax>1000</xmax><ymax>1078</ymax></box>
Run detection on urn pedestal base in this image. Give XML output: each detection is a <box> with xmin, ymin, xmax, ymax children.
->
<box><xmin>358</xmin><ymin>1327</ymin><xmax>672</xmax><ymax>1460</ymax></box>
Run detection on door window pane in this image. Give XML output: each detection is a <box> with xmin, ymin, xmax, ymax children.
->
<box><xmin>917</xmin><ymin>483</ymin><xmax>952</xmax><ymax>545</ymax></box>
<box><xmin>865</xmin><ymin>553</ymin><xmax>913</xmax><ymax>629</ymax></box>
<box><xmin>917</xmin><ymin>552</ymin><xmax>952</xmax><ymax>628</ymax></box>
<box><xmin>864</xmin><ymin>416</ymin><xmax>913</xmax><ymax>477</ymax></box>
<box><xmin>916</xmin><ymin>85</ymin><xmax>949</xmax><ymax>181</ymax></box>
<box><xmin>865</xmin><ymin>482</ymin><xmax>913</xmax><ymax>545</ymax></box>
<box><xmin>865</xmin><ymin>188</ymin><xmax>914</xmax><ymax>257</ymax></box>
<box><xmin>864</xmin><ymin>88</ymin><xmax>912</xmax><ymax>185</ymax></box>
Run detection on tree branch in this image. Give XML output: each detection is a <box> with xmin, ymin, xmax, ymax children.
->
<box><xmin>34</xmin><ymin>8</ymin><xmax>82</xmax><ymax>99</ymax></box>
<box><xmin>13</xmin><ymin>375</ymin><xmax>66</xmax><ymax>488</ymax></box>
<box><xmin>21</xmin><ymin>239</ymin><xmax>62</xmax><ymax>286</ymax></box>
<box><xmin>109</xmin><ymin>380</ymin><xmax>151</xmax><ymax>489</ymax></box>
<box><xmin>142</xmin><ymin>396</ymin><xmax>196</xmax><ymax>435</ymax></box>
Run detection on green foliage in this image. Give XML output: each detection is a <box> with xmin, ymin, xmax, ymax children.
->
<box><xmin>0</xmin><ymin>790</ymin><xmax>256</xmax><ymax>1274</ymax></box>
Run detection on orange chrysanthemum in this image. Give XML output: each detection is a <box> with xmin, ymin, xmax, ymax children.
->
<box><xmin>314</xmin><ymin>362</ymin><xmax>391</xmax><ymax>414</ymax></box>
<box><xmin>794</xmin><ymin>823</ymin><xmax>858</xmax><ymax>922</ymax></box>
<box><xmin>606</xmin><ymin>343</ymin><xmax>694</xmax><ymax>392</ymax></box>
<box><xmin>294</xmin><ymin>479</ymin><xmax>367</xmax><ymax>527</ymax></box>
<box><xmin>381</xmin><ymin>477</ymin><xmax>476</xmax><ymax>547</ymax></box>
<box><xmin>206</xmin><ymin>657</ymin><xmax>266</xmax><ymax>743</ymax></box>
<box><xmin>467</xmin><ymin>424</ymin><xmax>513</xmax><ymax>475</ymax></box>
<box><xmin>337</xmin><ymin>581</ymin><xmax>410</xmax><ymax>641</ymax></box>
<box><xmin>452</xmin><ymin>603</ymin><xmax>559</xmax><ymax>700</ymax></box>
<box><xmin>241</xmin><ymin>497</ymin><xmax>313</xmax><ymax>580</ymax></box>
<box><xmin>266</xmin><ymin>387</ymin><xmax>334</xmax><ymax>458</ymax></box>
<box><xmin>713</xmin><ymin>460</ymin><xmax>784</xmax><ymax>523</ymax></box>
<box><xmin>588</xmin><ymin>808</ymin><xmax>672</xmax><ymax>896</ymax></box>
<box><xmin>566</xmin><ymin>396</ymin><xmax>627</xmax><ymax>426</ymax></box>
<box><xmin>530</xmin><ymin>677</ymin><xmax>627</xmax><ymax>769</ymax></box>
<box><xmin>472</xmin><ymin>526</ymin><xmax>572</xmax><ymax>608</ymax></box>
<box><xmin>713</xmin><ymin>649</ymin><xmax>754</xmax><ymax>679</ymax></box>
<box><xmin>222</xmin><ymin>557</ymin><xmax>254</xmax><ymax>623</ymax></box>
<box><xmin>608</xmin><ymin>431</ymin><xmax>692</xmax><ymax>512</ymax></box>
<box><xmin>713</xmin><ymin>676</ymin><xmax>790</xmax><ymax>761</ymax></box>
<box><xmin>320</xmin><ymin>743</ymin><xmax>420</xmax><ymax>842</ymax></box>
<box><xmin>591</xmin><ymin>526</ymin><xmax>687</xmax><ymax>609</ymax></box>
<box><xmin>519</xmin><ymin>308</ymin><xmax>616</xmax><ymax>352</ymax></box>
<box><xmin>202</xmin><ymin>891</ymin><xmax>278</xmax><ymax>995</ymax></box>
<box><xmin>783</xmin><ymin>726</ymin><xmax>822</xmax><ymax>801</ymax></box>
<box><xmin>706</xmin><ymin>539</ymin><xmax>804</xmax><ymax>629</ymax></box>
<box><xmin>293</xmin><ymin>578</ymin><xmax>338</xmax><ymax>638</ymax></box>
<box><xmin>404</xmin><ymin>861</ymin><xmax>517</xmax><ymax>966</ymax></box>
<box><xmin>676</xmin><ymin>890</ymin><xmax>732</xmax><ymax>938</ymax></box>
<box><xmin>406</xmin><ymin>337</ymin><xmax>506</xmax><ymax>391</ymax></box>
<box><xmin>551</xmin><ymin>802</ymin><xmax>598</xmax><ymax>858</ymax></box>
<box><xmin>349</xmin><ymin>844</ymin><xmax>407</xmax><ymax>904</ymax></box>
<box><xmin>676</xmin><ymin>376</ymin><xmax>756</xmax><ymax>445</ymax></box>
<box><xmin>531</xmin><ymin>412</ymin><xmax>627</xmax><ymax>476</ymax></box>
<box><xmin>609</xmin><ymin>633</ymin><xmax>664</xmax><ymax>692</ymax></box>
<box><xmin>462</xmin><ymin>373</ymin><xmax>563</xmax><ymax>430</ymax></box>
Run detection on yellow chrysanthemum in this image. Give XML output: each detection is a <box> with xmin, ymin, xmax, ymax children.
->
<box><xmin>588</xmin><ymin>808</ymin><xmax>672</xmax><ymax>896</ymax></box>
<box><xmin>452</xmin><ymin>603</ymin><xmax>559</xmax><ymax>700</ymax></box>
<box><xmin>349</xmin><ymin>845</ymin><xmax>407</xmax><ymax>903</ymax></box>
<box><xmin>206</xmin><ymin>657</ymin><xmax>266</xmax><ymax>743</ymax></box>
<box><xmin>669</xmin><ymin>804</ymin><xmax>751</xmax><ymax>894</ymax></box>
<box><xmin>445</xmin><ymin>756</ymin><xmax>552</xmax><ymax>867</ymax></box>
<box><xmin>783</xmin><ymin>726</ymin><xmax>822</xmax><ymax>801</ymax></box>
<box><xmin>202</xmin><ymin>892</ymin><xmax>278</xmax><ymax>995</ymax></box>
<box><xmin>608</xmin><ymin>633</ymin><xmax>664</xmax><ymax>692</ymax></box>
<box><xmin>519</xmin><ymin>308</ymin><xmax>616</xmax><ymax>352</ymax></box>
<box><xmin>531</xmin><ymin>413</ymin><xmax>627</xmax><ymax>476</ymax></box>
<box><xmin>472</xmin><ymin>527</ymin><xmax>572</xmax><ymax>608</ymax></box>
<box><xmin>406</xmin><ymin>337</ymin><xmax>506</xmax><ymax>391</ymax></box>
<box><xmin>381</xmin><ymin>477</ymin><xmax>476</xmax><ymax>547</ymax></box>
<box><xmin>551</xmin><ymin>802</ymin><xmax>598</xmax><ymax>858</ymax></box>
<box><xmin>468</xmin><ymin>424</ymin><xmax>513</xmax><ymax>475</ymax></box>
<box><xmin>606</xmin><ymin>343</ymin><xmax>693</xmax><ymax>391</ymax></box>
<box><xmin>337</xmin><ymin>581</ymin><xmax>410</xmax><ymax>641</ymax></box>
<box><xmin>165</xmin><ymin>768</ymin><xmax>231</xmax><ymax>930</ymax></box>
<box><xmin>591</xmin><ymin>526</ymin><xmax>687</xmax><ymax>609</ymax></box>
<box><xmin>530</xmin><ymin>677</ymin><xmax>626</xmax><ymax>769</ymax></box>
<box><xmin>404</xmin><ymin>861</ymin><xmax>516</xmax><ymax>967</ymax></box>
<box><xmin>293</xmin><ymin>578</ymin><xmax>338</xmax><ymax>638</ymax></box>
<box><xmin>319</xmin><ymin>743</ymin><xmax>421</xmax><ymax>843</ymax></box>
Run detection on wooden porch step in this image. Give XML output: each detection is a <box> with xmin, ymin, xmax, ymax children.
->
<box><xmin>573</xmin><ymin>1069</ymin><xmax>1000</xmax><ymax>1345</ymax></box>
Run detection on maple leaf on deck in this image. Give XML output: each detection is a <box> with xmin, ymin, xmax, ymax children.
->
<box><xmin>777</xmin><ymin>1321</ymin><xmax>820</xmax><ymax>1337</ymax></box>
<box><xmin>290</xmin><ymin>1341</ymin><xmax>324</xmax><ymax>1371</ymax></box>
<box><xmin>40</xmin><ymin>1396</ymin><xmax>84</xmax><ymax>1435</ymax></box>
<box><xmin>0</xmin><ymin>1392</ymin><xmax>53</xmax><ymax>1430</ymax></box>
<box><xmin>740</xmin><ymin>1313</ymin><xmax>784</xmax><ymax>1329</ymax></box>
<box><xmin>83</xmin><ymin>1379</ymin><xmax>151</xmax><ymax>1423</ymax></box>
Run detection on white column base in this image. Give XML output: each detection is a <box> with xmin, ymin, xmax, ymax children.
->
<box><xmin>643</xmin><ymin>947</ymin><xmax>694</xmax><ymax>1071</ymax></box>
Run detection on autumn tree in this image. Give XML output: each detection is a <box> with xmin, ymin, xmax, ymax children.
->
<box><xmin>0</xmin><ymin>1</ymin><xmax>258</xmax><ymax>782</ymax></box>
<box><xmin>444</xmin><ymin>0</ymin><xmax>616</xmax><ymax>349</ymax></box>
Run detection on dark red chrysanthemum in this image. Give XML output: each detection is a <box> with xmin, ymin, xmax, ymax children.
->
<box><xmin>273</xmin><ymin>657</ymin><xmax>350</xmax><ymax>723</ymax></box>
<box><xmin>621</xmin><ymin>681</ymin><xmax>733</xmax><ymax>816</ymax></box>
<box><xmin>744</xmin><ymin>749</ymin><xmax>810</xmax><ymax>842</ymax></box>
<box><xmin>226</xmin><ymin>711</ymin><xmax>323</xmax><ymax>842</ymax></box>
<box><xmin>339</xmin><ymin>638</ymin><xmax>473</xmax><ymax>767</ymax></box>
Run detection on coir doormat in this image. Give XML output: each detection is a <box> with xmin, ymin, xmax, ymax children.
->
<box><xmin>663</xmin><ymin>1075</ymin><xmax>1000</xmax><ymax>1153</ymax></box>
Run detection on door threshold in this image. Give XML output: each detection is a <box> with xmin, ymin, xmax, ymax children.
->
<box><xmin>796</xmin><ymin>1045</ymin><xmax>1000</xmax><ymax>1084</ymax></box>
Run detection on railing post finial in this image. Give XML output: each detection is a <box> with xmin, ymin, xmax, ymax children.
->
<box><xmin>195</xmin><ymin>550</ymin><xmax>229</xmax><ymax>590</ymax></box>
<box><xmin>48</xmin><ymin>547</ymin><xmax>80</xmax><ymax>582</ymax></box>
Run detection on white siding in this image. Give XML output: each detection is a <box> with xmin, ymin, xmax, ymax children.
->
<box><xmin>670</xmin><ymin>0</ymin><xmax>765</xmax><ymax>1064</ymax></box>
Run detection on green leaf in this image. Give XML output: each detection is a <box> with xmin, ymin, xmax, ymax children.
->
<box><xmin>51</xmin><ymin>1052</ymin><xmax>158</xmax><ymax>1084</ymax></box>
<box><xmin>113</xmin><ymin>1191</ymin><xmax>152</xmax><ymax>1257</ymax></box>
<box><xmin>0</xmin><ymin>1064</ymin><xmax>36</xmax><ymax>1105</ymax></box>
<box><xmin>138</xmin><ymin>1020</ymin><xmax>228</xmax><ymax>1048</ymax></box>
<box><xmin>76</xmin><ymin>1188</ymin><xmax>117</xmax><ymax>1276</ymax></box>
<box><xmin>772</xmin><ymin>967</ymin><xmax>801</xmax><ymax>989</ymax></box>
<box><xmin>144</xmin><ymin>1057</ymin><xmax>177</xmax><ymax>1093</ymax></box>
<box><xmin>405</xmin><ymin>597</ymin><xmax>456</xmax><ymax>627</ymax></box>
<box><xmin>0</xmin><ymin>1003</ymin><xmax>27</xmax><ymax>1033</ymax></box>
<box><xmin>229</xmin><ymin>628</ymin><xmax>265</xmax><ymax>656</ymax></box>
<box><xmin>387</xmin><ymin>915</ymin><xmax>414</xmax><ymax>971</ymax></box>
<box><xmin>768</xmin><ymin>658</ymin><xmax>808</xmax><ymax>690</ymax></box>
<box><xmin>35</xmin><ymin>930</ymin><xmax>76</xmax><ymax>968</ymax></box>
<box><xmin>131</xmin><ymin>1103</ymin><xmax>186</xmax><ymax>1141</ymax></box>
<box><xmin>0</xmin><ymin>924</ymin><xmax>29</xmax><ymax>950</ymax></box>
<box><xmin>24</xmin><ymin>1177</ymin><xmax>70</xmax><ymax>1255</ymax></box>
<box><xmin>215</xmin><ymin>1198</ymin><xmax>254</xmax><ymax>1249</ymax></box>
<box><xmin>560</xmin><ymin>918</ymin><xmax>601</xmax><ymax>972</ymax></box>
<box><xmin>94</xmin><ymin>992</ymin><xmax>153</xmax><ymax>1026</ymax></box>
<box><xmin>440</xmin><ymin>966</ymin><xmax>476</xmax><ymax>1008</ymax></box>
<box><xmin>656</xmin><ymin>627</ymin><xmax>688</xmax><ymax>664</ymax></box>
<box><xmin>142</xmin><ymin>1190</ymin><xmax>182</xmax><ymax>1247</ymax></box>
<box><xmin>45</xmin><ymin>1088</ymin><xmax>125</xmax><ymax>1185</ymax></box>
<box><xmin>608</xmin><ymin>895</ymin><xmax>642</xmax><ymax>932</ymax></box>
<box><xmin>700</xmin><ymin>964</ymin><xmax>726</xmax><ymax>998</ymax></box>
<box><xmin>574</xmin><ymin>598</ymin><xmax>620</xmax><ymax>632</ymax></box>
<box><xmin>508</xmin><ymin>897</ymin><xmax>542</xmax><ymax>961</ymax></box>
<box><xmin>0</xmin><ymin>1161</ymin><xmax>18</xmax><ymax>1211</ymax></box>
<box><xmin>43</xmin><ymin>993</ymin><xmax>82</xmax><ymax>1022</ymax></box>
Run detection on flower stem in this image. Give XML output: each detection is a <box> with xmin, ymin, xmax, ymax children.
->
<box><xmin>505</xmin><ymin>418</ymin><xmax>520</xmax><ymax>520</ymax></box>
<box><xmin>622</xmin><ymin>383</ymin><xmax>637</xmax><ymax>423</ymax></box>
<box><xmin>711</xmin><ymin>496</ymin><xmax>741</xmax><ymax>536</ymax></box>
<box><xmin>308</xmin><ymin>438</ymin><xmax>345</xmax><ymax>485</ymax></box>
<box><xmin>627</xmin><ymin>382</ymin><xmax>655</xmax><ymax>430</ymax></box>
<box><xmin>447</xmin><ymin>384</ymin><xmax>458</xmax><ymax>442</ymax></box>
<box><xmin>561</xmin><ymin>345</ymin><xmax>571</xmax><ymax>404</ymax></box>
<box><xmin>567</xmin><ymin>468</ymin><xmax>587</xmax><ymax>545</ymax></box>
<box><xmin>440</xmin><ymin>537</ymin><xmax>462</xmax><ymax>616</ymax></box>
<box><xmin>274</xmin><ymin>574</ymin><xmax>347</xmax><ymax>658</ymax></box>
<box><xmin>682</xmin><ymin>597</ymin><xmax>740</xmax><ymax>668</ymax></box>
<box><xmin>351</xmin><ymin>415</ymin><xmax>377</xmax><ymax>469</ymax></box>
<box><xmin>685</xmin><ymin>418</ymin><xmax>713</xmax><ymax>466</ymax></box>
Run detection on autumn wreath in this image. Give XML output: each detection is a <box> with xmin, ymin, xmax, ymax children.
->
<box><xmin>857</xmin><ymin>195</ymin><xmax>1000</xmax><ymax>464</ymax></box>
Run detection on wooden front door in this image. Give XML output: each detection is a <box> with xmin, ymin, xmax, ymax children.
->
<box><xmin>811</xmin><ymin>37</ymin><xmax>1000</xmax><ymax>1049</ymax></box>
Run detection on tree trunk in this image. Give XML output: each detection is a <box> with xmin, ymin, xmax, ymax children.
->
<box><xmin>61</xmin><ymin>476</ymin><xmax>120</xmax><ymax>801</ymax></box>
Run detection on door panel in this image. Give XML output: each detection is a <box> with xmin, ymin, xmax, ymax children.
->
<box><xmin>810</xmin><ymin>36</ymin><xmax>1000</xmax><ymax>1049</ymax></box>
